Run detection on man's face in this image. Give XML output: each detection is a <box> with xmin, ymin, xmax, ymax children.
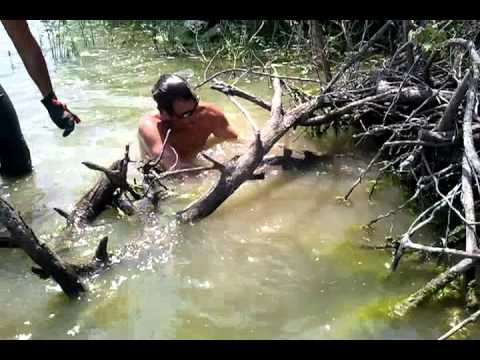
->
<box><xmin>160</xmin><ymin>98</ymin><xmax>198</xmax><ymax>123</ymax></box>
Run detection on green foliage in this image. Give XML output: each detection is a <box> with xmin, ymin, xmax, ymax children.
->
<box><xmin>408</xmin><ymin>22</ymin><xmax>448</xmax><ymax>54</ymax></box>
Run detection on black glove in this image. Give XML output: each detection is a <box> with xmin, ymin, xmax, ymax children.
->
<box><xmin>41</xmin><ymin>92</ymin><xmax>81</xmax><ymax>137</ymax></box>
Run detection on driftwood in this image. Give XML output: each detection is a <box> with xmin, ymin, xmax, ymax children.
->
<box><xmin>196</xmin><ymin>22</ymin><xmax>480</xmax><ymax>332</ymax></box>
<box><xmin>0</xmin><ymin>146</ymin><xmax>141</xmax><ymax>297</ymax></box>
<box><xmin>1</xmin><ymin>113</ymin><xmax>331</xmax><ymax>298</ymax></box>
<box><xmin>0</xmin><ymin>197</ymin><xmax>108</xmax><ymax>298</ymax></box>
<box><xmin>64</xmin><ymin>160</ymin><xmax>122</xmax><ymax>231</ymax></box>
<box><xmin>59</xmin><ymin>145</ymin><xmax>139</xmax><ymax>233</ymax></box>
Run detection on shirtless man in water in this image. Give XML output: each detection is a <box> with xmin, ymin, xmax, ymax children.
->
<box><xmin>138</xmin><ymin>74</ymin><xmax>239</xmax><ymax>170</ymax></box>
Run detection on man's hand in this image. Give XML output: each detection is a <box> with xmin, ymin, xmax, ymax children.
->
<box><xmin>41</xmin><ymin>92</ymin><xmax>81</xmax><ymax>137</ymax></box>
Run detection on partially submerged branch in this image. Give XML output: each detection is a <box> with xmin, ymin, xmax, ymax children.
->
<box><xmin>438</xmin><ymin>308</ymin><xmax>480</xmax><ymax>340</ymax></box>
<box><xmin>0</xmin><ymin>197</ymin><xmax>86</xmax><ymax>298</ymax></box>
<box><xmin>394</xmin><ymin>259</ymin><xmax>475</xmax><ymax>317</ymax></box>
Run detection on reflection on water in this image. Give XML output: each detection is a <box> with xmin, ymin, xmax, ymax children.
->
<box><xmin>0</xmin><ymin>22</ymin><xmax>475</xmax><ymax>340</ymax></box>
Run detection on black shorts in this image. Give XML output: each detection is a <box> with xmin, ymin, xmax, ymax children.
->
<box><xmin>0</xmin><ymin>83</ymin><xmax>32</xmax><ymax>177</ymax></box>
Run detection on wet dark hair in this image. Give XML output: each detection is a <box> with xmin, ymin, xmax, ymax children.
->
<box><xmin>151</xmin><ymin>74</ymin><xmax>198</xmax><ymax>115</ymax></box>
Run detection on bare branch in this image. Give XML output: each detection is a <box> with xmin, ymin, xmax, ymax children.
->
<box><xmin>227</xmin><ymin>95</ymin><xmax>259</xmax><ymax>134</ymax></box>
<box><xmin>210</xmin><ymin>80</ymin><xmax>272</xmax><ymax>111</ymax></box>
<box><xmin>394</xmin><ymin>258</ymin><xmax>475</xmax><ymax>317</ymax></box>
<box><xmin>195</xmin><ymin>68</ymin><xmax>322</xmax><ymax>90</ymax></box>
<box><xmin>438</xmin><ymin>308</ymin><xmax>480</xmax><ymax>340</ymax></box>
<box><xmin>323</xmin><ymin>20</ymin><xmax>394</xmax><ymax>93</ymax></box>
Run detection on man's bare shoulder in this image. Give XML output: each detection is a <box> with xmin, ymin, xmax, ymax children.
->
<box><xmin>198</xmin><ymin>101</ymin><xmax>226</xmax><ymax>118</ymax></box>
<box><xmin>138</xmin><ymin>112</ymin><xmax>161</xmax><ymax>136</ymax></box>
<box><xmin>139</xmin><ymin>112</ymin><xmax>160</xmax><ymax>127</ymax></box>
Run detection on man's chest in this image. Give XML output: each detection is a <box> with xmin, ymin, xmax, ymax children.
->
<box><xmin>166</xmin><ymin>124</ymin><xmax>213</xmax><ymax>151</ymax></box>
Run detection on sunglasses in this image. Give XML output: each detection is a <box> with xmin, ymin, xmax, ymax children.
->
<box><xmin>175</xmin><ymin>98</ymin><xmax>199</xmax><ymax>119</ymax></box>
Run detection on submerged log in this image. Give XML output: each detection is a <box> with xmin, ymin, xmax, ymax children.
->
<box><xmin>66</xmin><ymin>160</ymin><xmax>121</xmax><ymax>231</ymax></box>
<box><xmin>0</xmin><ymin>234</ymin><xmax>18</xmax><ymax>248</ymax></box>
<box><xmin>0</xmin><ymin>197</ymin><xmax>86</xmax><ymax>297</ymax></box>
<box><xmin>393</xmin><ymin>258</ymin><xmax>475</xmax><ymax>317</ymax></box>
<box><xmin>64</xmin><ymin>145</ymin><xmax>139</xmax><ymax>232</ymax></box>
<box><xmin>0</xmin><ymin>147</ymin><xmax>136</xmax><ymax>296</ymax></box>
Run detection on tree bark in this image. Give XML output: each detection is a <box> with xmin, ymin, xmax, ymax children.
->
<box><xmin>394</xmin><ymin>258</ymin><xmax>475</xmax><ymax>317</ymax></box>
<box><xmin>308</xmin><ymin>20</ymin><xmax>332</xmax><ymax>82</ymax></box>
<box><xmin>0</xmin><ymin>197</ymin><xmax>86</xmax><ymax>298</ymax></box>
<box><xmin>66</xmin><ymin>160</ymin><xmax>121</xmax><ymax>232</ymax></box>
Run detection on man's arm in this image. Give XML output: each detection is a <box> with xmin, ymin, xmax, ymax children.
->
<box><xmin>2</xmin><ymin>20</ymin><xmax>52</xmax><ymax>97</ymax></box>
<box><xmin>204</xmin><ymin>113</ymin><xmax>242</xmax><ymax>149</ymax></box>
<box><xmin>212</xmin><ymin>114</ymin><xmax>239</xmax><ymax>140</ymax></box>
<box><xmin>138</xmin><ymin>118</ymin><xmax>182</xmax><ymax>170</ymax></box>
<box><xmin>2</xmin><ymin>20</ymin><xmax>80</xmax><ymax>136</ymax></box>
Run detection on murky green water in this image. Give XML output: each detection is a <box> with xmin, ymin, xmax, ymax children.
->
<box><xmin>0</xmin><ymin>21</ymin><xmax>477</xmax><ymax>340</ymax></box>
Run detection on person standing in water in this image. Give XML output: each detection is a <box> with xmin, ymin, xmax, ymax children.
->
<box><xmin>0</xmin><ymin>20</ymin><xmax>81</xmax><ymax>177</ymax></box>
<box><xmin>138</xmin><ymin>74</ymin><xmax>239</xmax><ymax>170</ymax></box>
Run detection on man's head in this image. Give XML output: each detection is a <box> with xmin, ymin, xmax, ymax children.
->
<box><xmin>152</xmin><ymin>74</ymin><xmax>199</xmax><ymax>121</ymax></box>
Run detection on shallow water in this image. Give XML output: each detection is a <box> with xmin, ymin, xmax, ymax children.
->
<box><xmin>0</xmin><ymin>21</ymin><xmax>476</xmax><ymax>340</ymax></box>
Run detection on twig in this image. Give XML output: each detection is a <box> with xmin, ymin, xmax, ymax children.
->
<box><xmin>462</xmin><ymin>155</ymin><xmax>479</xmax><ymax>253</ymax></box>
<box><xmin>194</xmin><ymin>68</ymin><xmax>322</xmax><ymax>90</ymax></box>
<box><xmin>153</xmin><ymin>128</ymin><xmax>172</xmax><ymax>167</ymax></box>
<box><xmin>203</xmin><ymin>46</ymin><xmax>225</xmax><ymax>81</ymax></box>
<box><xmin>248</xmin><ymin>20</ymin><xmax>266</xmax><ymax>44</ymax></box>
<box><xmin>382</xmin><ymin>56</ymin><xmax>421</xmax><ymax>125</ymax></box>
<box><xmin>344</xmin><ymin>132</ymin><xmax>395</xmax><ymax>201</ymax></box>
<box><xmin>367</xmin><ymin>188</ymin><xmax>420</xmax><ymax>226</ymax></box>
<box><xmin>211</xmin><ymin>80</ymin><xmax>272</xmax><ymax>111</ymax></box>
<box><xmin>200</xmin><ymin>153</ymin><xmax>226</xmax><ymax>171</ymax></box>
<box><xmin>53</xmin><ymin>207</ymin><xmax>70</xmax><ymax>220</ymax></box>
<box><xmin>421</xmin><ymin>153</ymin><xmax>473</xmax><ymax>228</ymax></box>
<box><xmin>438</xmin><ymin>308</ymin><xmax>480</xmax><ymax>340</ymax></box>
<box><xmin>392</xmin><ymin>185</ymin><xmax>462</xmax><ymax>270</ymax></box>
<box><xmin>323</xmin><ymin>20</ymin><xmax>393</xmax><ymax>93</ymax></box>
<box><xmin>384</xmin><ymin>140</ymin><xmax>454</xmax><ymax>147</ymax></box>
<box><xmin>298</xmin><ymin>90</ymin><xmax>397</xmax><ymax>126</ymax></box>
<box><xmin>228</xmin><ymin>95</ymin><xmax>259</xmax><ymax>134</ymax></box>
<box><xmin>157</xmin><ymin>165</ymin><xmax>217</xmax><ymax>179</ymax></box>
<box><xmin>82</xmin><ymin>161</ymin><xmax>114</xmax><ymax>176</ymax></box>
<box><xmin>194</xmin><ymin>29</ymin><xmax>208</xmax><ymax>63</ymax></box>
